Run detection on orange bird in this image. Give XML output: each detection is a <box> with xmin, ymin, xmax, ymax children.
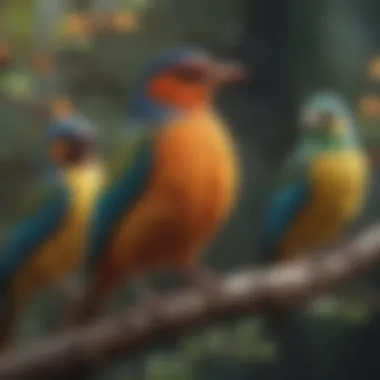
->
<box><xmin>72</xmin><ymin>48</ymin><xmax>244</xmax><ymax>323</ymax></box>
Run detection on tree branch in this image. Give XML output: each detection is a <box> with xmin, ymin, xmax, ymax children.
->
<box><xmin>1</xmin><ymin>224</ymin><xmax>380</xmax><ymax>380</ymax></box>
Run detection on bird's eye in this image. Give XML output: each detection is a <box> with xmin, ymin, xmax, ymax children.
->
<box><xmin>170</xmin><ymin>66</ymin><xmax>206</xmax><ymax>82</ymax></box>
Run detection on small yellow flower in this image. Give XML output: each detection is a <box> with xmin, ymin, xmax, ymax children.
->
<box><xmin>50</xmin><ymin>97</ymin><xmax>74</xmax><ymax>119</ymax></box>
<box><xmin>62</xmin><ymin>13</ymin><xmax>90</xmax><ymax>37</ymax></box>
<box><xmin>368</xmin><ymin>56</ymin><xmax>380</xmax><ymax>81</ymax></box>
<box><xmin>358</xmin><ymin>94</ymin><xmax>380</xmax><ymax>118</ymax></box>
<box><xmin>112</xmin><ymin>12</ymin><xmax>138</xmax><ymax>32</ymax></box>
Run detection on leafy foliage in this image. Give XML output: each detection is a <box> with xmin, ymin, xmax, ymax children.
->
<box><xmin>0</xmin><ymin>69</ymin><xmax>33</xmax><ymax>98</ymax></box>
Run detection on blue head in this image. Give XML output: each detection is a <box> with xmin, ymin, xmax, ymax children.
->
<box><xmin>297</xmin><ymin>91</ymin><xmax>360</xmax><ymax>159</ymax></box>
<box><xmin>128</xmin><ymin>47</ymin><xmax>245</xmax><ymax>124</ymax></box>
<box><xmin>45</xmin><ymin>114</ymin><xmax>98</xmax><ymax>170</ymax></box>
<box><xmin>301</xmin><ymin>91</ymin><xmax>355</xmax><ymax>123</ymax></box>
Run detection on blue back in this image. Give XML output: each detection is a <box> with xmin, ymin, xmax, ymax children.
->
<box><xmin>0</xmin><ymin>115</ymin><xmax>95</xmax><ymax>288</ymax></box>
<box><xmin>86</xmin><ymin>132</ymin><xmax>154</xmax><ymax>272</ymax></box>
<box><xmin>262</xmin><ymin>178</ymin><xmax>310</xmax><ymax>259</ymax></box>
<box><xmin>0</xmin><ymin>182</ymin><xmax>69</xmax><ymax>285</ymax></box>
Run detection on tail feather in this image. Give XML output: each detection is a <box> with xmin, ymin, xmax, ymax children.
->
<box><xmin>0</xmin><ymin>276</ymin><xmax>33</xmax><ymax>353</ymax></box>
<box><xmin>0</xmin><ymin>295</ymin><xmax>18</xmax><ymax>352</ymax></box>
<box><xmin>67</xmin><ymin>261</ymin><xmax>122</xmax><ymax>327</ymax></box>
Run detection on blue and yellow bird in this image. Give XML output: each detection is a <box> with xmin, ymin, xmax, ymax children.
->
<box><xmin>263</xmin><ymin>92</ymin><xmax>369</xmax><ymax>264</ymax></box>
<box><xmin>260</xmin><ymin>92</ymin><xmax>370</xmax><ymax>338</ymax></box>
<box><xmin>71</xmin><ymin>48</ymin><xmax>244</xmax><ymax>324</ymax></box>
<box><xmin>0</xmin><ymin>115</ymin><xmax>104</xmax><ymax>349</ymax></box>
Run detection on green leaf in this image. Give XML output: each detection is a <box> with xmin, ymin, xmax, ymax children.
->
<box><xmin>307</xmin><ymin>296</ymin><xmax>340</xmax><ymax>319</ymax></box>
<box><xmin>4</xmin><ymin>0</ymin><xmax>34</xmax><ymax>45</ymax></box>
<box><xmin>0</xmin><ymin>70</ymin><xmax>33</xmax><ymax>98</ymax></box>
<box><xmin>145</xmin><ymin>353</ymin><xmax>194</xmax><ymax>380</ymax></box>
<box><xmin>180</xmin><ymin>334</ymin><xmax>207</xmax><ymax>364</ymax></box>
<box><xmin>201</xmin><ymin>328</ymin><xmax>230</xmax><ymax>356</ymax></box>
<box><xmin>232</xmin><ymin>319</ymin><xmax>278</xmax><ymax>362</ymax></box>
<box><xmin>307</xmin><ymin>295</ymin><xmax>372</xmax><ymax>324</ymax></box>
<box><xmin>338</xmin><ymin>297</ymin><xmax>372</xmax><ymax>324</ymax></box>
<box><xmin>233</xmin><ymin>318</ymin><xmax>266</xmax><ymax>339</ymax></box>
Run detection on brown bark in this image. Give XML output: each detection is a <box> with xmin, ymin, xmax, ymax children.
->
<box><xmin>0</xmin><ymin>225</ymin><xmax>379</xmax><ymax>379</ymax></box>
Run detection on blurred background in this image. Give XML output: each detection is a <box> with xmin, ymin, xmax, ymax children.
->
<box><xmin>1</xmin><ymin>0</ymin><xmax>380</xmax><ymax>379</ymax></box>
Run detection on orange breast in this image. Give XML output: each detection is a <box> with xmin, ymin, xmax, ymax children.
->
<box><xmin>101</xmin><ymin>109</ymin><xmax>239</xmax><ymax>282</ymax></box>
<box><xmin>153</xmin><ymin>110</ymin><xmax>239</xmax><ymax>220</ymax></box>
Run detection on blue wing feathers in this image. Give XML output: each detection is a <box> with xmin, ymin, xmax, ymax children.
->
<box><xmin>87</xmin><ymin>134</ymin><xmax>154</xmax><ymax>272</ymax></box>
<box><xmin>0</xmin><ymin>187</ymin><xmax>69</xmax><ymax>283</ymax></box>
<box><xmin>263</xmin><ymin>178</ymin><xmax>310</xmax><ymax>258</ymax></box>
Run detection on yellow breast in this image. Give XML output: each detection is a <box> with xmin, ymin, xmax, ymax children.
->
<box><xmin>310</xmin><ymin>149</ymin><xmax>369</xmax><ymax>220</ymax></box>
<box><xmin>279</xmin><ymin>149</ymin><xmax>368</xmax><ymax>260</ymax></box>
<box><xmin>64</xmin><ymin>163</ymin><xmax>105</xmax><ymax>221</ymax></box>
<box><xmin>19</xmin><ymin>162</ymin><xmax>104</xmax><ymax>286</ymax></box>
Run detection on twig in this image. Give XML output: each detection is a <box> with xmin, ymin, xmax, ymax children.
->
<box><xmin>0</xmin><ymin>224</ymin><xmax>380</xmax><ymax>379</ymax></box>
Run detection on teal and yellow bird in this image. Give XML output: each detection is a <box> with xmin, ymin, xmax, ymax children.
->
<box><xmin>263</xmin><ymin>92</ymin><xmax>369</xmax><ymax>263</ymax></box>
<box><xmin>71</xmin><ymin>48</ymin><xmax>244</xmax><ymax>324</ymax></box>
<box><xmin>261</xmin><ymin>92</ymin><xmax>369</xmax><ymax>336</ymax></box>
<box><xmin>0</xmin><ymin>115</ymin><xmax>103</xmax><ymax>349</ymax></box>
